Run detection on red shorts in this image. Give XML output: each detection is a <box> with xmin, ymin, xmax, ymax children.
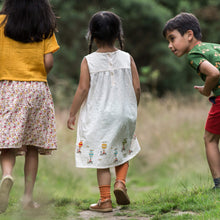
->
<box><xmin>205</xmin><ymin>96</ymin><xmax>220</xmax><ymax>134</ymax></box>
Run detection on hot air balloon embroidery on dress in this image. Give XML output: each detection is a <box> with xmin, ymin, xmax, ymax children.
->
<box><xmin>77</xmin><ymin>141</ymin><xmax>83</xmax><ymax>153</ymax></box>
<box><xmin>100</xmin><ymin>142</ymin><xmax>107</xmax><ymax>155</ymax></box>
<box><xmin>88</xmin><ymin>149</ymin><xmax>94</xmax><ymax>164</ymax></box>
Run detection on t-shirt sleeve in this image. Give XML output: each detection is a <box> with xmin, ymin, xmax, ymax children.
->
<box><xmin>188</xmin><ymin>52</ymin><xmax>206</xmax><ymax>72</ymax></box>
<box><xmin>44</xmin><ymin>33</ymin><xmax>60</xmax><ymax>54</ymax></box>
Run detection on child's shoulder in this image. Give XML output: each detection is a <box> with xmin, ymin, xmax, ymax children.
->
<box><xmin>85</xmin><ymin>50</ymin><xmax>130</xmax><ymax>59</ymax></box>
<box><xmin>84</xmin><ymin>50</ymin><xmax>131</xmax><ymax>72</ymax></box>
<box><xmin>85</xmin><ymin>51</ymin><xmax>98</xmax><ymax>59</ymax></box>
<box><xmin>189</xmin><ymin>42</ymin><xmax>220</xmax><ymax>54</ymax></box>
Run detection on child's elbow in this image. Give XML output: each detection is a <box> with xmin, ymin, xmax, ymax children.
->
<box><xmin>79</xmin><ymin>86</ymin><xmax>89</xmax><ymax>96</ymax></box>
<box><xmin>44</xmin><ymin>53</ymin><xmax>54</xmax><ymax>73</ymax></box>
<box><xmin>46</xmin><ymin>62</ymin><xmax>54</xmax><ymax>73</ymax></box>
<box><xmin>212</xmin><ymin>70</ymin><xmax>220</xmax><ymax>80</ymax></box>
<box><xmin>136</xmin><ymin>87</ymin><xmax>141</xmax><ymax>96</ymax></box>
<box><xmin>135</xmin><ymin>87</ymin><xmax>141</xmax><ymax>101</ymax></box>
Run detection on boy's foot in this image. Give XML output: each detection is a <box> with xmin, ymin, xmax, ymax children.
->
<box><xmin>89</xmin><ymin>199</ymin><xmax>112</xmax><ymax>212</ymax></box>
<box><xmin>114</xmin><ymin>180</ymin><xmax>130</xmax><ymax>205</ymax></box>
<box><xmin>0</xmin><ymin>175</ymin><xmax>14</xmax><ymax>213</ymax></box>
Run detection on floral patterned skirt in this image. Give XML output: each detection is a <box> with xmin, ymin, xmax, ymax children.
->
<box><xmin>0</xmin><ymin>81</ymin><xmax>57</xmax><ymax>155</ymax></box>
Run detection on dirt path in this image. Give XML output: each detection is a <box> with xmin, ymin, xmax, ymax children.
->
<box><xmin>79</xmin><ymin>208</ymin><xmax>196</xmax><ymax>219</ymax></box>
<box><xmin>79</xmin><ymin>207</ymin><xmax>150</xmax><ymax>220</ymax></box>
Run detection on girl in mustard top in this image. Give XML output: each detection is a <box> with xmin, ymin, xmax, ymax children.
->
<box><xmin>0</xmin><ymin>0</ymin><xmax>59</xmax><ymax>212</ymax></box>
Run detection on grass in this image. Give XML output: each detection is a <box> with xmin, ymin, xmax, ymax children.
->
<box><xmin>1</xmin><ymin>94</ymin><xmax>220</xmax><ymax>219</ymax></box>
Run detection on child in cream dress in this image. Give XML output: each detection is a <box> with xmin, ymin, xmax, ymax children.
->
<box><xmin>75</xmin><ymin>49</ymin><xmax>140</xmax><ymax>168</ymax></box>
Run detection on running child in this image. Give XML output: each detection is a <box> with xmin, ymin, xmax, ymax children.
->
<box><xmin>67</xmin><ymin>11</ymin><xmax>141</xmax><ymax>212</ymax></box>
<box><xmin>163</xmin><ymin>12</ymin><xmax>220</xmax><ymax>189</ymax></box>
<box><xmin>0</xmin><ymin>0</ymin><xmax>59</xmax><ymax>212</ymax></box>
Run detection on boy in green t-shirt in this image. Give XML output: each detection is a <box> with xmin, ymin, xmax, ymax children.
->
<box><xmin>163</xmin><ymin>12</ymin><xmax>220</xmax><ymax>189</ymax></box>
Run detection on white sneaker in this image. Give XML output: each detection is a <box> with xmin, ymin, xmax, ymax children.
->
<box><xmin>0</xmin><ymin>175</ymin><xmax>14</xmax><ymax>213</ymax></box>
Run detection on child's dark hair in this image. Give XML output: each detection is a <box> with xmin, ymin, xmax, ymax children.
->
<box><xmin>162</xmin><ymin>12</ymin><xmax>202</xmax><ymax>40</ymax></box>
<box><xmin>87</xmin><ymin>11</ymin><xmax>124</xmax><ymax>53</ymax></box>
<box><xmin>0</xmin><ymin>0</ymin><xmax>57</xmax><ymax>43</ymax></box>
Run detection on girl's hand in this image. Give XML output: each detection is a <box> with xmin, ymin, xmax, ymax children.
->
<box><xmin>67</xmin><ymin>116</ymin><xmax>76</xmax><ymax>130</ymax></box>
<box><xmin>194</xmin><ymin>85</ymin><xmax>210</xmax><ymax>97</ymax></box>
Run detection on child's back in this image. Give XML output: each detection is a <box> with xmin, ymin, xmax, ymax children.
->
<box><xmin>0</xmin><ymin>13</ymin><xmax>58</xmax><ymax>82</ymax></box>
<box><xmin>76</xmin><ymin>50</ymin><xmax>140</xmax><ymax>168</ymax></box>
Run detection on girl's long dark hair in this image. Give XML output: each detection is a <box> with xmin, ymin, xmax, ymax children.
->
<box><xmin>0</xmin><ymin>0</ymin><xmax>57</xmax><ymax>43</ymax></box>
<box><xmin>87</xmin><ymin>11</ymin><xmax>124</xmax><ymax>53</ymax></box>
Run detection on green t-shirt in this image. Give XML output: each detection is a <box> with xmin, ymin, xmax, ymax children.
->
<box><xmin>187</xmin><ymin>42</ymin><xmax>220</xmax><ymax>96</ymax></box>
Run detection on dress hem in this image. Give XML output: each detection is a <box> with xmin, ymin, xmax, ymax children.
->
<box><xmin>75</xmin><ymin>148</ymin><xmax>140</xmax><ymax>169</ymax></box>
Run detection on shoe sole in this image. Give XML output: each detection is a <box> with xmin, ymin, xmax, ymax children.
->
<box><xmin>114</xmin><ymin>188</ymin><xmax>130</xmax><ymax>205</ymax></box>
<box><xmin>0</xmin><ymin>177</ymin><xmax>13</xmax><ymax>213</ymax></box>
<box><xmin>89</xmin><ymin>207</ymin><xmax>113</xmax><ymax>212</ymax></box>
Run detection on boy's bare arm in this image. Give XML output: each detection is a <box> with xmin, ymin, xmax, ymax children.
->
<box><xmin>194</xmin><ymin>60</ymin><xmax>220</xmax><ymax>96</ymax></box>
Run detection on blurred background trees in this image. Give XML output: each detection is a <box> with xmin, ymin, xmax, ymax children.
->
<box><xmin>49</xmin><ymin>0</ymin><xmax>220</xmax><ymax>104</ymax></box>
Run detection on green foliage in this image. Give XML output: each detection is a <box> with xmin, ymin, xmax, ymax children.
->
<box><xmin>0</xmin><ymin>0</ymin><xmax>219</xmax><ymax>98</ymax></box>
<box><xmin>48</xmin><ymin>0</ymin><xmax>220</xmax><ymax>100</ymax></box>
<box><xmin>140</xmin><ymin>66</ymin><xmax>160</xmax><ymax>95</ymax></box>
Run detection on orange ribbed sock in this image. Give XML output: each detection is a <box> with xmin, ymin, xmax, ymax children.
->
<box><xmin>99</xmin><ymin>185</ymin><xmax>111</xmax><ymax>201</ymax></box>
<box><xmin>115</xmin><ymin>161</ymin><xmax>129</xmax><ymax>184</ymax></box>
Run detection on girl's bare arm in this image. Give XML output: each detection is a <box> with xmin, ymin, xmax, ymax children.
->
<box><xmin>44</xmin><ymin>53</ymin><xmax>54</xmax><ymax>73</ymax></box>
<box><xmin>67</xmin><ymin>58</ymin><xmax>90</xmax><ymax>130</ymax></box>
<box><xmin>131</xmin><ymin>56</ymin><xmax>141</xmax><ymax>105</ymax></box>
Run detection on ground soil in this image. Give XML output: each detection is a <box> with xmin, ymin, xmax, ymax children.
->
<box><xmin>79</xmin><ymin>208</ymin><xmax>196</xmax><ymax>219</ymax></box>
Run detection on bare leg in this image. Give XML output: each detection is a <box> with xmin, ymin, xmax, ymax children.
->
<box><xmin>23</xmin><ymin>146</ymin><xmax>38</xmax><ymax>204</ymax></box>
<box><xmin>97</xmin><ymin>168</ymin><xmax>111</xmax><ymax>186</ymax></box>
<box><xmin>204</xmin><ymin>130</ymin><xmax>220</xmax><ymax>178</ymax></box>
<box><xmin>1</xmin><ymin>149</ymin><xmax>16</xmax><ymax>177</ymax></box>
<box><xmin>0</xmin><ymin>149</ymin><xmax>15</xmax><ymax>212</ymax></box>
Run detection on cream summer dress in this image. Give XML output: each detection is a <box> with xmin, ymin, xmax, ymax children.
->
<box><xmin>75</xmin><ymin>50</ymin><xmax>141</xmax><ymax>168</ymax></box>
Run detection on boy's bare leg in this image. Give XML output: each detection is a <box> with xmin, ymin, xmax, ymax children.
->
<box><xmin>204</xmin><ymin>130</ymin><xmax>220</xmax><ymax>179</ymax></box>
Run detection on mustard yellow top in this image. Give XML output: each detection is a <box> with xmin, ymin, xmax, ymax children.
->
<box><xmin>0</xmin><ymin>15</ymin><xmax>60</xmax><ymax>82</ymax></box>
